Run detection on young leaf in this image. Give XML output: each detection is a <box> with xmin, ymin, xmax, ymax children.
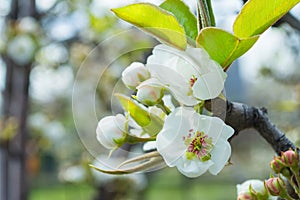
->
<box><xmin>197</xmin><ymin>27</ymin><xmax>259</xmax><ymax>68</ymax></box>
<box><xmin>115</xmin><ymin>94</ymin><xmax>163</xmax><ymax>136</ymax></box>
<box><xmin>234</xmin><ymin>0</ymin><xmax>300</xmax><ymax>37</ymax></box>
<box><xmin>160</xmin><ymin>0</ymin><xmax>198</xmax><ymax>43</ymax></box>
<box><xmin>112</xmin><ymin>3</ymin><xmax>187</xmax><ymax>50</ymax></box>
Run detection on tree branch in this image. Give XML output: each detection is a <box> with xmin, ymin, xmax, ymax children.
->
<box><xmin>205</xmin><ymin>98</ymin><xmax>296</xmax><ymax>155</ymax></box>
<box><xmin>274</xmin><ymin>13</ymin><xmax>300</xmax><ymax>32</ymax></box>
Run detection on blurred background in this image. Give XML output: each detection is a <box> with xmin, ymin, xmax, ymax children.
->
<box><xmin>0</xmin><ymin>0</ymin><xmax>300</xmax><ymax>200</ymax></box>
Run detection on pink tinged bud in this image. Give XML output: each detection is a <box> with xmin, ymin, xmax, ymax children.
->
<box><xmin>281</xmin><ymin>149</ymin><xmax>299</xmax><ymax>168</ymax></box>
<box><xmin>122</xmin><ymin>62</ymin><xmax>150</xmax><ymax>89</ymax></box>
<box><xmin>265</xmin><ymin>177</ymin><xmax>285</xmax><ymax>196</ymax></box>
<box><xmin>237</xmin><ymin>193</ymin><xmax>254</xmax><ymax>200</ymax></box>
<box><xmin>136</xmin><ymin>84</ymin><xmax>164</xmax><ymax>106</ymax></box>
<box><xmin>270</xmin><ymin>157</ymin><xmax>286</xmax><ymax>174</ymax></box>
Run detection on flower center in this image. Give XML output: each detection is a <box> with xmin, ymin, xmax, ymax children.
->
<box><xmin>189</xmin><ymin>75</ymin><xmax>198</xmax><ymax>87</ymax></box>
<box><xmin>183</xmin><ymin>129</ymin><xmax>213</xmax><ymax>161</ymax></box>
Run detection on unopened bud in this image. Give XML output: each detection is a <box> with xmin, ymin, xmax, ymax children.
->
<box><xmin>96</xmin><ymin>114</ymin><xmax>127</xmax><ymax>149</ymax></box>
<box><xmin>136</xmin><ymin>85</ymin><xmax>164</xmax><ymax>106</ymax></box>
<box><xmin>136</xmin><ymin>79</ymin><xmax>164</xmax><ymax>106</ymax></box>
<box><xmin>264</xmin><ymin>177</ymin><xmax>285</xmax><ymax>197</ymax></box>
<box><xmin>281</xmin><ymin>149</ymin><xmax>299</xmax><ymax>168</ymax></box>
<box><xmin>122</xmin><ymin>62</ymin><xmax>150</xmax><ymax>89</ymax></box>
<box><xmin>237</xmin><ymin>179</ymin><xmax>269</xmax><ymax>200</ymax></box>
<box><xmin>237</xmin><ymin>193</ymin><xmax>254</xmax><ymax>200</ymax></box>
<box><xmin>270</xmin><ymin>157</ymin><xmax>286</xmax><ymax>174</ymax></box>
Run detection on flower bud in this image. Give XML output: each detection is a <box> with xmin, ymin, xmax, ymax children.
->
<box><xmin>237</xmin><ymin>179</ymin><xmax>268</xmax><ymax>197</ymax></box>
<box><xmin>237</xmin><ymin>193</ymin><xmax>254</xmax><ymax>200</ymax></box>
<box><xmin>281</xmin><ymin>149</ymin><xmax>299</xmax><ymax>168</ymax></box>
<box><xmin>96</xmin><ymin>114</ymin><xmax>127</xmax><ymax>149</ymax></box>
<box><xmin>280</xmin><ymin>168</ymin><xmax>292</xmax><ymax>178</ymax></box>
<box><xmin>136</xmin><ymin>79</ymin><xmax>164</xmax><ymax>106</ymax></box>
<box><xmin>264</xmin><ymin>177</ymin><xmax>285</xmax><ymax>196</ymax></box>
<box><xmin>270</xmin><ymin>157</ymin><xmax>286</xmax><ymax>174</ymax></box>
<box><xmin>122</xmin><ymin>62</ymin><xmax>150</xmax><ymax>89</ymax></box>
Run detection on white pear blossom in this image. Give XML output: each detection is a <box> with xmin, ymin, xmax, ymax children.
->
<box><xmin>122</xmin><ymin>62</ymin><xmax>150</xmax><ymax>89</ymax></box>
<box><xmin>96</xmin><ymin>114</ymin><xmax>127</xmax><ymax>149</ymax></box>
<box><xmin>7</xmin><ymin>34</ymin><xmax>36</xmax><ymax>65</ymax></box>
<box><xmin>162</xmin><ymin>94</ymin><xmax>175</xmax><ymax>112</ymax></box>
<box><xmin>156</xmin><ymin>107</ymin><xmax>234</xmax><ymax>178</ymax></box>
<box><xmin>147</xmin><ymin>44</ymin><xmax>227</xmax><ymax>106</ymax></box>
<box><xmin>237</xmin><ymin>179</ymin><xmax>276</xmax><ymax>200</ymax></box>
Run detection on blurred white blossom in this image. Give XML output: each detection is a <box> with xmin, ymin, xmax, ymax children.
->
<box><xmin>7</xmin><ymin>34</ymin><xmax>36</xmax><ymax>65</ymax></box>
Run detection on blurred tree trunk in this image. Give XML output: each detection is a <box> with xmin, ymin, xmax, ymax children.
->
<box><xmin>0</xmin><ymin>0</ymin><xmax>37</xmax><ymax>200</ymax></box>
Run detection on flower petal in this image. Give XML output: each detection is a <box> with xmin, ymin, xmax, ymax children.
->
<box><xmin>156</xmin><ymin>107</ymin><xmax>194</xmax><ymax>166</ymax></box>
<box><xmin>148</xmin><ymin>63</ymin><xmax>198</xmax><ymax>106</ymax></box>
<box><xmin>208</xmin><ymin>140</ymin><xmax>231</xmax><ymax>175</ymax></box>
<box><xmin>192</xmin><ymin>69</ymin><xmax>226</xmax><ymax>100</ymax></box>
<box><xmin>176</xmin><ymin>156</ymin><xmax>213</xmax><ymax>178</ymax></box>
<box><xmin>193</xmin><ymin>115</ymin><xmax>234</xmax><ymax>144</ymax></box>
<box><xmin>147</xmin><ymin>44</ymin><xmax>182</xmax><ymax>66</ymax></box>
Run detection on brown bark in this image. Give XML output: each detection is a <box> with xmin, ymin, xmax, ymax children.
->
<box><xmin>0</xmin><ymin>0</ymin><xmax>36</xmax><ymax>199</ymax></box>
<box><xmin>206</xmin><ymin>98</ymin><xmax>295</xmax><ymax>155</ymax></box>
<box><xmin>0</xmin><ymin>57</ymin><xmax>31</xmax><ymax>200</ymax></box>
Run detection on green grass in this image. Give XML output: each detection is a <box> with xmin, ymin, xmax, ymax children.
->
<box><xmin>29</xmin><ymin>184</ymin><xmax>95</xmax><ymax>200</ymax></box>
<box><xmin>30</xmin><ymin>183</ymin><xmax>235</xmax><ymax>200</ymax></box>
<box><xmin>145</xmin><ymin>168</ymin><xmax>236</xmax><ymax>200</ymax></box>
<box><xmin>30</xmin><ymin>168</ymin><xmax>236</xmax><ymax>200</ymax></box>
<box><xmin>146</xmin><ymin>184</ymin><xmax>235</xmax><ymax>200</ymax></box>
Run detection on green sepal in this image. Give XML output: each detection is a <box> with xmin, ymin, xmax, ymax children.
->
<box><xmin>115</xmin><ymin>94</ymin><xmax>163</xmax><ymax>136</ymax></box>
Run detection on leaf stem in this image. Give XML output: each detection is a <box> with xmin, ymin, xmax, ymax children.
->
<box><xmin>206</xmin><ymin>0</ymin><xmax>215</xmax><ymax>26</ymax></box>
<box><xmin>287</xmin><ymin>177</ymin><xmax>300</xmax><ymax>197</ymax></box>
<box><xmin>196</xmin><ymin>0</ymin><xmax>215</xmax><ymax>30</ymax></box>
<box><xmin>291</xmin><ymin>168</ymin><xmax>300</xmax><ymax>192</ymax></box>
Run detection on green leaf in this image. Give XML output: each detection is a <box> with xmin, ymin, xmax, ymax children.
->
<box><xmin>160</xmin><ymin>0</ymin><xmax>198</xmax><ymax>44</ymax></box>
<box><xmin>112</xmin><ymin>3</ymin><xmax>187</xmax><ymax>50</ymax></box>
<box><xmin>197</xmin><ymin>27</ymin><xmax>259</xmax><ymax>68</ymax></box>
<box><xmin>233</xmin><ymin>0</ymin><xmax>300</xmax><ymax>37</ymax></box>
<box><xmin>115</xmin><ymin>94</ymin><xmax>163</xmax><ymax>136</ymax></box>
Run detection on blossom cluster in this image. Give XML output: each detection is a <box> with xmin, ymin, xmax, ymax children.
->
<box><xmin>96</xmin><ymin>44</ymin><xmax>234</xmax><ymax>178</ymax></box>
